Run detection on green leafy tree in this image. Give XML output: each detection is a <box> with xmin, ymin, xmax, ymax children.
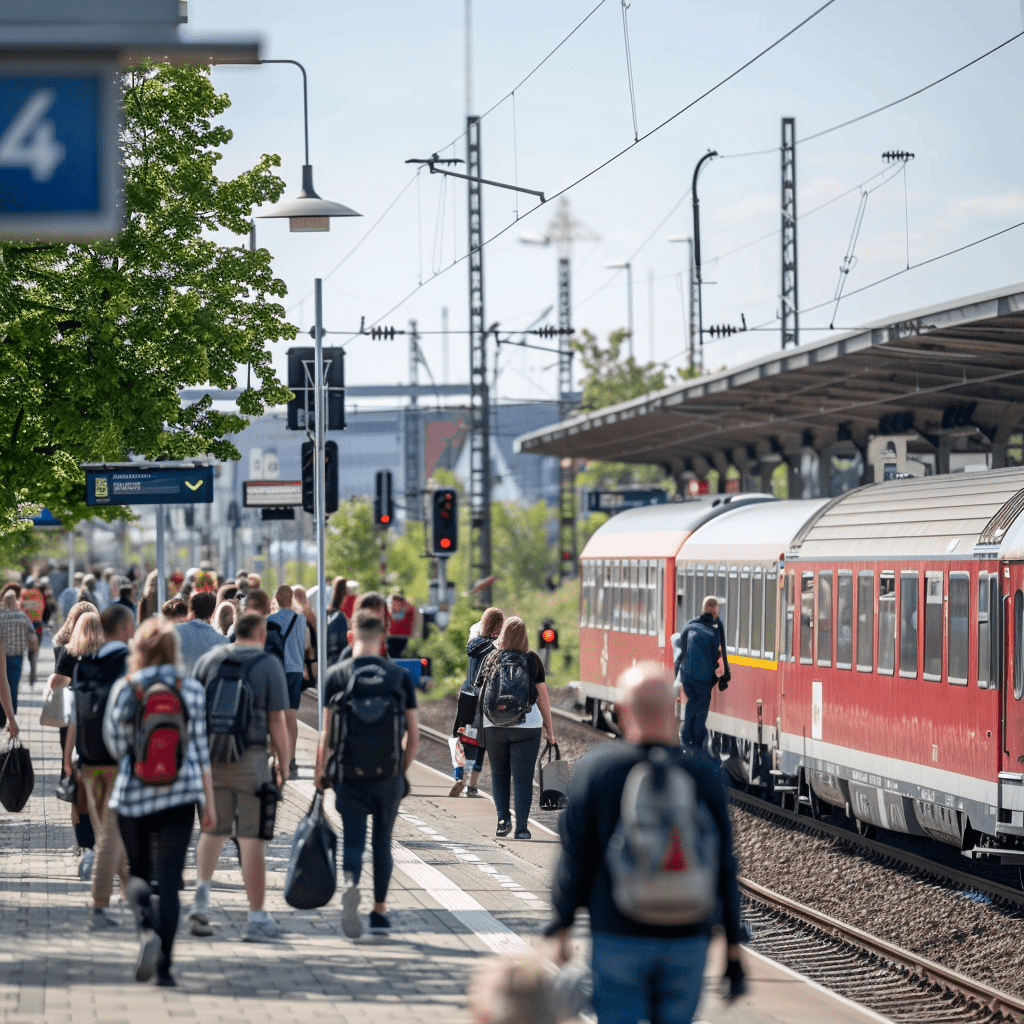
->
<box><xmin>325</xmin><ymin>501</ymin><xmax>382</xmax><ymax>592</ymax></box>
<box><xmin>491</xmin><ymin>500</ymin><xmax>556</xmax><ymax>600</ymax></box>
<box><xmin>0</xmin><ymin>62</ymin><xmax>294</xmax><ymax>538</ymax></box>
<box><xmin>573</xmin><ymin>328</ymin><xmax>674</xmax><ymax>490</ymax></box>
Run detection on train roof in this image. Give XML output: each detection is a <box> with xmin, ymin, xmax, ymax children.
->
<box><xmin>580</xmin><ymin>493</ymin><xmax>773</xmax><ymax>559</ymax></box>
<box><xmin>789</xmin><ymin>467</ymin><xmax>1024</xmax><ymax>560</ymax></box>
<box><xmin>681</xmin><ymin>499</ymin><xmax>831</xmax><ymax>563</ymax></box>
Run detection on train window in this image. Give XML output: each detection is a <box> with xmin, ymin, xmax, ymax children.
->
<box><xmin>764</xmin><ymin>573</ymin><xmax>778</xmax><ymax>659</ymax></box>
<box><xmin>977</xmin><ymin>573</ymin><xmax>990</xmax><ymax>688</ymax></box>
<box><xmin>648</xmin><ymin>562</ymin><xmax>658</xmax><ymax>636</ymax></box>
<box><xmin>676</xmin><ymin>567</ymin><xmax>685</xmax><ymax>632</ymax></box>
<box><xmin>686</xmin><ymin>566</ymin><xmax>697</xmax><ymax>621</ymax></box>
<box><xmin>899</xmin><ymin>572</ymin><xmax>919</xmax><ymax>678</ymax></box>
<box><xmin>602</xmin><ymin>561</ymin><xmax>612</xmax><ymax>629</ymax></box>
<box><xmin>1016</xmin><ymin>590</ymin><xmax>1024</xmax><ymax>700</ymax></box>
<box><xmin>751</xmin><ymin>570</ymin><xmax>764</xmax><ymax>658</ymax></box>
<box><xmin>783</xmin><ymin>573</ymin><xmax>794</xmax><ymax>661</ymax></box>
<box><xmin>580</xmin><ymin>563</ymin><xmax>589</xmax><ymax>627</ymax></box>
<box><xmin>800</xmin><ymin>573</ymin><xmax>814</xmax><ymax>664</ymax></box>
<box><xmin>878</xmin><ymin>573</ymin><xmax>896</xmax><ymax>675</ymax></box>
<box><xmin>717</xmin><ymin>567</ymin><xmax>729</xmax><ymax>608</ymax></box>
<box><xmin>739</xmin><ymin>570</ymin><xmax>752</xmax><ymax>654</ymax></box>
<box><xmin>992</xmin><ymin>577</ymin><xmax>1004</xmax><ymax>691</ymax></box>
<box><xmin>836</xmin><ymin>571</ymin><xmax>853</xmax><ymax>669</ymax></box>
<box><xmin>657</xmin><ymin>565</ymin><xmax>666</xmax><ymax>645</ymax></box>
<box><xmin>949</xmin><ymin>572</ymin><xmax>970</xmax><ymax>686</ymax></box>
<box><xmin>632</xmin><ymin>561</ymin><xmax>641</xmax><ymax>633</ymax></box>
<box><xmin>857</xmin><ymin>572</ymin><xmax>874</xmax><ymax>672</ymax></box>
<box><xmin>639</xmin><ymin>563</ymin><xmax>650</xmax><ymax>635</ymax></box>
<box><xmin>727</xmin><ymin>570</ymin><xmax>739</xmax><ymax>650</ymax></box>
<box><xmin>923</xmin><ymin>573</ymin><xmax>943</xmax><ymax>681</ymax></box>
<box><xmin>611</xmin><ymin>561</ymin><xmax>621</xmax><ymax>631</ymax></box>
<box><xmin>817</xmin><ymin>571</ymin><xmax>833</xmax><ymax>667</ymax></box>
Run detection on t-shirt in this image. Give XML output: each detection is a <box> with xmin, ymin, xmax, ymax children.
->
<box><xmin>481</xmin><ymin>650</ymin><xmax>545</xmax><ymax>730</ymax></box>
<box><xmin>268</xmin><ymin>609</ymin><xmax>306</xmax><ymax>674</ymax></box>
<box><xmin>192</xmin><ymin>643</ymin><xmax>289</xmax><ymax>748</ymax></box>
<box><xmin>322</xmin><ymin>655</ymin><xmax>417</xmax><ymax>713</ymax></box>
<box><xmin>20</xmin><ymin>588</ymin><xmax>44</xmax><ymax>624</ymax></box>
<box><xmin>176</xmin><ymin>619</ymin><xmax>230</xmax><ymax>675</ymax></box>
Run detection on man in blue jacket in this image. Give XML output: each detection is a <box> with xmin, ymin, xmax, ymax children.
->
<box><xmin>672</xmin><ymin>596</ymin><xmax>729</xmax><ymax>753</ymax></box>
<box><xmin>546</xmin><ymin>661</ymin><xmax>744</xmax><ymax>1023</ymax></box>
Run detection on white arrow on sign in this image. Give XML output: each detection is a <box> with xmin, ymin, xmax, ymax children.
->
<box><xmin>0</xmin><ymin>89</ymin><xmax>67</xmax><ymax>183</ymax></box>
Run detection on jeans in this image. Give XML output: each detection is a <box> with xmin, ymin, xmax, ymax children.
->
<box><xmin>484</xmin><ymin>726</ymin><xmax>541</xmax><ymax>830</ymax></box>
<box><xmin>119</xmin><ymin>803</ymin><xmax>196</xmax><ymax>969</ymax></box>
<box><xmin>5</xmin><ymin>655</ymin><xmax>22</xmax><ymax>712</ymax></box>
<box><xmin>335</xmin><ymin>775</ymin><xmax>405</xmax><ymax>904</ymax></box>
<box><xmin>591</xmin><ymin>930</ymin><xmax>709</xmax><ymax>1024</ymax></box>
<box><xmin>680</xmin><ymin>677</ymin><xmax>713</xmax><ymax>751</ymax></box>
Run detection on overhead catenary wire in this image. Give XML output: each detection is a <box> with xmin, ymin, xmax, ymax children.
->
<box><xmin>621</xmin><ymin>0</ymin><xmax>639</xmax><ymax>142</ymax></box>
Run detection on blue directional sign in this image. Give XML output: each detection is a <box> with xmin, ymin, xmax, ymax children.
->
<box><xmin>0</xmin><ymin>61</ymin><xmax>122</xmax><ymax>241</ymax></box>
<box><xmin>29</xmin><ymin>507</ymin><xmax>62</xmax><ymax>528</ymax></box>
<box><xmin>86</xmin><ymin>466</ymin><xmax>214</xmax><ymax>506</ymax></box>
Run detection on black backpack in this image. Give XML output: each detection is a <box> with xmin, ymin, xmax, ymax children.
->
<box><xmin>326</xmin><ymin>610</ymin><xmax>348</xmax><ymax>667</ymax></box>
<box><xmin>203</xmin><ymin>653</ymin><xmax>260</xmax><ymax>763</ymax></box>
<box><xmin>481</xmin><ymin>651</ymin><xmax>534</xmax><ymax>727</ymax></box>
<box><xmin>326</xmin><ymin>659</ymin><xmax>408</xmax><ymax>782</ymax></box>
<box><xmin>72</xmin><ymin>648</ymin><xmax>129</xmax><ymax>766</ymax></box>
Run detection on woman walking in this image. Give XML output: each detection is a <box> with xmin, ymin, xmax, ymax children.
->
<box><xmin>476</xmin><ymin>617</ymin><xmax>555</xmax><ymax>840</ymax></box>
<box><xmin>105</xmin><ymin>618</ymin><xmax>215</xmax><ymax>986</ymax></box>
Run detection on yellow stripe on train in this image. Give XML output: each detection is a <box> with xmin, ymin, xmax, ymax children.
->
<box><xmin>727</xmin><ymin>654</ymin><xmax>778</xmax><ymax>671</ymax></box>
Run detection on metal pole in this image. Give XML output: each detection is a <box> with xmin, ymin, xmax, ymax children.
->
<box><xmin>295</xmin><ymin>512</ymin><xmax>302</xmax><ymax>586</ymax></box>
<box><xmin>314</xmin><ymin>279</ymin><xmax>328</xmax><ymax>730</ymax></box>
<box><xmin>67</xmin><ymin>529</ymin><xmax>75</xmax><ymax>585</ymax></box>
<box><xmin>156</xmin><ymin>505</ymin><xmax>166</xmax><ymax>611</ymax></box>
<box><xmin>691</xmin><ymin>150</ymin><xmax>718</xmax><ymax>366</ymax></box>
<box><xmin>625</xmin><ymin>262</ymin><xmax>634</xmax><ymax>360</ymax></box>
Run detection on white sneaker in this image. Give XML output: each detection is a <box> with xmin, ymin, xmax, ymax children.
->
<box><xmin>78</xmin><ymin>849</ymin><xmax>95</xmax><ymax>882</ymax></box>
<box><xmin>135</xmin><ymin>929</ymin><xmax>160</xmax><ymax>982</ymax></box>
<box><xmin>242</xmin><ymin>916</ymin><xmax>281</xmax><ymax>943</ymax></box>
<box><xmin>341</xmin><ymin>880</ymin><xmax>363</xmax><ymax>939</ymax></box>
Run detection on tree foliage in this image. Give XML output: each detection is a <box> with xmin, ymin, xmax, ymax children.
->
<box><xmin>325</xmin><ymin>501</ymin><xmax>383</xmax><ymax>593</ymax></box>
<box><xmin>491</xmin><ymin>500</ymin><xmax>556</xmax><ymax>601</ymax></box>
<box><xmin>0</xmin><ymin>62</ymin><xmax>295</xmax><ymax>537</ymax></box>
<box><xmin>572</xmin><ymin>328</ymin><xmax>674</xmax><ymax>490</ymax></box>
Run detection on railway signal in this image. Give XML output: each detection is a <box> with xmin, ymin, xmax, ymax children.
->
<box><xmin>374</xmin><ymin>470</ymin><xmax>394</xmax><ymax>527</ymax></box>
<box><xmin>301</xmin><ymin>440</ymin><xmax>338</xmax><ymax>515</ymax></box>
<box><xmin>538</xmin><ymin>621</ymin><xmax>559</xmax><ymax>650</ymax></box>
<box><xmin>431</xmin><ymin>488</ymin><xmax>458</xmax><ymax>555</ymax></box>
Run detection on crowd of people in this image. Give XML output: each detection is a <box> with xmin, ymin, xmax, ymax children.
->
<box><xmin>0</xmin><ymin>559</ymin><xmax>745</xmax><ymax>1022</ymax></box>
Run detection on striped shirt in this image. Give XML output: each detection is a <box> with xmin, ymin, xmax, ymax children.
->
<box><xmin>105</xmin><ymin>664</ymin><xmax>211</xmax><ymax>818</ymax></box>
<box><xmin>0</xmin><ymin>609</ymin><xmax>36</xmax><ymax>655</ymax></box>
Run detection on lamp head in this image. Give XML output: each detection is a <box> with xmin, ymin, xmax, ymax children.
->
<box><xmin>258</xmin><ymin>165</ymin><xmax>361</xmax><ymax>232</ymax></box>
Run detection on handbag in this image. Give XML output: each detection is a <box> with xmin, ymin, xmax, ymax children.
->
<box><xmin>39</xmin><ymin>685</ymin><xmax>72</xmax><ymax>729</ymax></box>
<box><xmin>538</xmin><ymin>742</ymin><xmax>570</xmax><ymax>810</ymax></box>
<box><xmin>0</xmin><ymin>737</ymin><xmax>35</xmax><ymax>813</ymax></box>
<box><xmin>284</xmin><ymin>791</ymin><xmax>338</xmax><ymax>910</ymax></box>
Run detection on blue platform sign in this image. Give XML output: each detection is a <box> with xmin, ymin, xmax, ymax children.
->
<box><xmin>0</xmin><ymin>61</ymin><xmax>122</xmax><ymax>241</ymax></box>
<box><xmin>30</xmin><ymin>507</ymin><xmax>62</xmax><ymax>528</ymax></box>
<box><xmin>86</xmin><ymin>466</ymin><xmax>214</xmax><ymax>507</ymax></box>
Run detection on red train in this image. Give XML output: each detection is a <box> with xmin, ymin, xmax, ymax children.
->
<box><xmin>577</xmin><ymin>469</ymin><xmax>1024</xmax><ymax>861</ymax></box>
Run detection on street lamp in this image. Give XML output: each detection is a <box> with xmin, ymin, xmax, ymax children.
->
<box><xmin>218</xmin><ymin>57</ymin><xmax>361</xmax><ymax>728</ymax></box>
<box><xmin>604</xmin><ymin>261</ymin><xmax>634</xmax><ymax>359</ymax></box>
<box><xmin>690</xmin><ymin>150</ymin><xmax>718</xmax><ymax>368</ymax></box>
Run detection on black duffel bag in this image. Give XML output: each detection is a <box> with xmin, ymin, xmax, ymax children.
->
<box><xmin>284</xmin><ymin>791</ymin><xmax>338</xmax><ymax>910</ymax></box>
<box><xmin>0</xmin><ymin>738</ymin><xmax>34</xmax><ymax>813</ymax></box>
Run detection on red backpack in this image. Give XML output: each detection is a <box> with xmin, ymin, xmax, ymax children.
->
<box><xmin>130</xmin><ymin>674</ymin><xmax>188</xmax><ymax>786</ymax></box>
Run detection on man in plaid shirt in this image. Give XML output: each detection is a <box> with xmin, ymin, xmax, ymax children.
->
<box><xmin>0</xmin><ymin>590</ymin><xmax>38</xmax><ymax>712</ymax></box>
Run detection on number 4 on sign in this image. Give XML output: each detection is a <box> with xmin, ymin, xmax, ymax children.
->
<box><xmin>0</xmin><ymin>89</ymin><xmax>67</xmax><ymax>182</ymax></box>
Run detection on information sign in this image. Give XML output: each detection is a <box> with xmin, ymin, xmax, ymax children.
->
<box><xmin>85</xmin><ymin>465</ymin><xmax>213</xmax><ymax>506</ymax></box>
<box><xmin>244</xmin><ymin>480</ymin><xmax>303</xmax><ymax>508</ymax></box>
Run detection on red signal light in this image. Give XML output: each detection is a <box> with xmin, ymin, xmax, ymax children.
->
<box><xmin>542</xmin><ymin>628</ymin><xmax>555</xmax><ymax>644</ymax></box>
<box><xmin>380</xmin><ymin>514</ymin><xmax>390</xmax><ymax>524</ymax></box>
<box><xmin>440</xmin><ymin>537</ymin><xmax>451</xmax><ymax>549</ymax></box>
<box><xmin>421</xmin><ymin>658</ymin><xmax>428</xmax><ymax>668</ymax></box>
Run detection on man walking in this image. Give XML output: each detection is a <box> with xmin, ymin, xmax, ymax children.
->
<box><xmin>175</xmin><ymin>591</ymin><xmax>229</xmax><ymax>675</ymax></box>
<box><xmin>62</xmin><ymin>604</ymin><xmax>134</xmax><ymax>930</ymax></box>
<box><xmin>190</xmin><ymin>611</ymin><xmax>290</xmax><ymax>942</ymax></box>
<box><xmin>546</xmin><ymin>662</ymin><xmax>745</xmax><ymax>1023</ymax></box>
<box><xmin>672</xmin><ymin>596</ymin><xmax>729</xmax><ymax>753</ymax></box>
<box><xmin>0</xmin><ymin>590</ymin><xmax>38</xmax><ymax>711</ymax></box>
<box><xmin>269</xmin><ymin>585</ymin><xmax>311</xmax><ymax>777</ymax></box>
<box><xmin>315</xmin><ymin>610</ymin><xmax>419</xmax><ymax>938</ymax></box>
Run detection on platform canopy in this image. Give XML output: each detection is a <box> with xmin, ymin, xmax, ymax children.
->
<box><xmin>514</xmin><ymin>282</ymin><xmax>1024</xmax><ymax>489</ymax></box>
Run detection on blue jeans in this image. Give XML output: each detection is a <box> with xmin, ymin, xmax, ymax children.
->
<box><xmin>680</xmin><ymin>677</ymin><xmax>712</xmax><ymax>751</ymax></box>
<box><xmin>484</xmin><ymin>726</ymin><xmax>541</xmax><ymax>830</ymax></box>
<box><xmin>591</xmin><ymin>930</ymin><xmax>709</xmax><ymax>1024</ymax></box>
<box><xmin>335</xmin><ymin>776</ymin><xmax>405</xmax><ymax>904</ymax></box>
<box><xmin>5</xmin><ymin>655</ymin><xmax>22</xmax><ymax>712</ymax></box>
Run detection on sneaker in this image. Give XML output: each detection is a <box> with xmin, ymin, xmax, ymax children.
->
<box><xmin>288</xmin><ymin>758</ymin><xmax>298</xmax><ymax>779</ymax></box>
<box><xmin>78</xmin><ymin>849</ymin><xmax>95</xmax><ymax>882</ymax></box>
<box><xmin>465</xmin><ymin>786</ymin><xmax>480</xmax><ymax>797</ymax></box>
<box><xmin>89</xmin><ymin>907</ymin><xmax>119</xmax><ymax>930</ymax></box>
<box><xmin>135</xmin><ymin>929</ymin><xmax>160</xmax><ymax>983</ymax></box>
<box><xmin>513</xmin><ymin>829</ymin><xmax>532</xmax><ymax>841</ymax></box>
<box><xmin>189</xmin><ymin>916</ymin><xmax>213</xmax><ymax>937</ymax></box>
<box><xmin>341</xmin><ymin>880</ymin><xmax>363</xmax><ymax>939</ymax></box>
<box><xmin>448</xmin><ymin>779</ymin><xmax>465</xmax><ymax>798</ymax></box>
<box><xmin>155</xmin><ymin>971</ymin><xmax>177</xmax><ymax>988</ymax></box>
<box><xmin>368</xmin><ymin>911</ymin><xmax>390</xmax><ymax>934</ymax></box>
<box><xmin>496</xmin><ymin>819</ymin><xmax>512</xmax><ymax>838</ymax></box>
<box><xmin>242</xmin><ymin>916</ymin><xmax>281</xmax><ymax>943</ymax></box>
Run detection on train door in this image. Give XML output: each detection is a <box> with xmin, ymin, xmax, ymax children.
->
<box><xmin>1003</xmin><ymin>563</ymin><xmax>1024</xmax><ymax>772</ymax></box>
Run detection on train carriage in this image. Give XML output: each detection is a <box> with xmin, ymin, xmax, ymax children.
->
<box><xmin>576</xmin><ymin>466</ymin><xmax>1024</xmax><ymax>862</ymax></box>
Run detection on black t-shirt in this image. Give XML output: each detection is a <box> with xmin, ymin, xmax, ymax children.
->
<box><xmin>322</xmin><ymin>655</ymin><xmax>417</xmax><ymax>711</ymax></box>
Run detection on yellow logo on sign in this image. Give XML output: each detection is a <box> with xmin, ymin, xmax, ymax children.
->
<box><xmin>94</xmin><ymin>478</ymin><xmax>108</xmax><ymax>499</ymax></box>
<box><xmin>184</xmin><ymin>479</ymin><xmax>204</xmax><ymax>492</ymax></box>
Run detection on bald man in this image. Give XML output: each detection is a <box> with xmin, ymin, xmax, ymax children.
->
<box><xmin>545</xmin><ymin>662</ymin><xmax>744</xmax><ymax>1023</ymax></box>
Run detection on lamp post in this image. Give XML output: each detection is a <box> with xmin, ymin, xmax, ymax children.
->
<box><xmin>668</xmin><ymin>236</ymin><xmax>699</xmax><ymax>375</ymax></box>
<box><xmin>220</xmin><ymin>57</ymin><xmax>361</xmax><ymax>728</ymax></box>
<box><xmin>690</xmin><ymin>150</ymin><xmax>718</xmax><ymax>369</ymax></box>
<box><xmin>603</xmin><ymin>261</ymin><xmax>634</xmax><ymax>359</ymax></box>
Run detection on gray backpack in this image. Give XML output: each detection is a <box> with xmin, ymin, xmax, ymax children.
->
<box><xmin>606</xmin><ymin>748</ymin><xmax>720</xmax><ymax>926</ymax></box>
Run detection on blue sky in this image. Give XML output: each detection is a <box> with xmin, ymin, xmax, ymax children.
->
<box><xmin>185</xmin><ymin>0</ymin><xmax>1024</xmax><ymax>406</ymax></box>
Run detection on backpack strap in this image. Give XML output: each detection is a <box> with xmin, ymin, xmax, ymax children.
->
<box><xmin>281</xmin><ymin>611</ymin><xmax>300</xmax><ymax>643</ymax></box>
